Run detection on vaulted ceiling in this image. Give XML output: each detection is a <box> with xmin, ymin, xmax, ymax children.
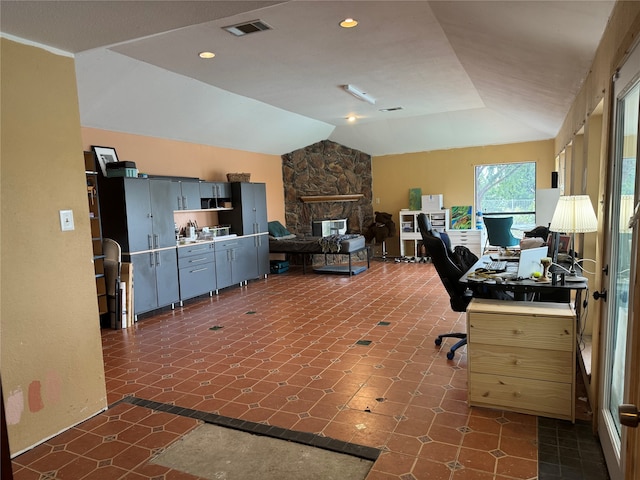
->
<box><xmin>1</xmin><ymin>1</ymin><xmax>615</xmax><ymax>156</ymax></box>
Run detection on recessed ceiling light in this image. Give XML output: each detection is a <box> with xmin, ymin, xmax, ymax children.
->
<box><xmin>347</xmin><ymin>116</ymin><xmax>357</xmax><ymax>122</ymax></box>
<box><xmin>198</xmin><ymin>51</ymin><xmax>215</xmax><ymax>59</ymax></box>
<box><xmin>340</xmin><ymin>18</ymin><xmax>358</xmax><ymax>28</ymax></box>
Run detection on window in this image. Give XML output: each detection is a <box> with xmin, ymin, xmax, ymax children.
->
<box><xmin>475</xmin><ymin>162</ymin><xmax>536</xmax><ymax>232</ymax></box>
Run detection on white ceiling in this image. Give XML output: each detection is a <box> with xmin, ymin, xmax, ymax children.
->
<box><xmin>0</xmin><ymin>0</ymin><xmax>615</xmax><ymax>156</ymax></box>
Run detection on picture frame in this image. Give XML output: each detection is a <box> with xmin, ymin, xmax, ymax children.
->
<box><xmin>450</xmin><ymin>205</ymin><xmax>473</xmax><ymax>229</ymax></box>
<box><xmin>92</xmin><ymin>146</ymin><xmax>119</xmax><ymax>176</ymax></box>
<box><xmin>547</xmin><ymin>232</ymin><xmax>571</xmax><ymax>258</ymax></box>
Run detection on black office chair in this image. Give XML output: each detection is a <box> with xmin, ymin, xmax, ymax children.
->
<box><xmin>417</xmin><ymin>213</ymin><xmax>475</xmax><ymax>359</ymax></box>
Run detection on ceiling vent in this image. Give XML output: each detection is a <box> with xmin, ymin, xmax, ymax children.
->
<box><xmin>223</xmin><ymin>20</ymin><xmax>272</xmax><ymax>37</ymax></box>
<box><xmin>379</xmin><ymin>107</ymin><xmax>404</xmax><ymax>112</ymax></box>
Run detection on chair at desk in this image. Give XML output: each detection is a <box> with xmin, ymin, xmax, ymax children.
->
<box><xmin>103</xmin><ymin>238</ymin><xmax>122</xmax><ymax>329</ymax></box>
<box><xmin>483</xmin><ymin>216</ymin><xmax>520</xmax><ymax>252</ymax></box>
<box><xmin>417</xmin><ymin>213</ymin><xmax>476</xmax><ymax>360</ymax></box>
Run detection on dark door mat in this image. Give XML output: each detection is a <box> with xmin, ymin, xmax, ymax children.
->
<box><xmin>313</xmin><ymin>265</ymin><xmax>367</xmax><ymax>275</ymax></box>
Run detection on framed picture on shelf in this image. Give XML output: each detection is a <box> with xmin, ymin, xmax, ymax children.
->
<box><xmin>92</xmin><ymin>146</ymin><xmax>119</xmax><ymax>176</ymax></box>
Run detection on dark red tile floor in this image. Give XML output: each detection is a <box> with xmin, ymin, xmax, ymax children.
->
<box><xmin>11</xmin><ymin>260</ymin><xmax>593</xmax><ymax>479</ymax></box>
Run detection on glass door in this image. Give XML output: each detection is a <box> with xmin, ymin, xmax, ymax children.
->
<box><xmin>599</xmin><ymin>43</ymin><xmax>640</xmax><ymax>480</ymax></box>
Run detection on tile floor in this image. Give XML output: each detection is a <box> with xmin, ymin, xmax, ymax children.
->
<box><xmin>11</xmin><ymin>260</ymin><xmax>606</xmax><ymax>479</ymax></box>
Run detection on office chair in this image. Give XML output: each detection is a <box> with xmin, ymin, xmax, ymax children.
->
<box><xmin>483</xmin><ymin>216</ymin><xmax>520</xmax><ymax>252</ymax></box>
<box><xmin>417</xmin><ymin>213</ymin><xmax>474</xmax><ymax>360</ymax></box>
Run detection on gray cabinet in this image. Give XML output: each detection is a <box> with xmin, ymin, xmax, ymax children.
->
<box><xmin>171</xmin><ymin>180</ymin><xmax>201</xmax><ymax>211</ymax></box>
<box><xmin>199</xmin><ymin>182</ymin><xmax>231</xmax><ymax>209</ymax></box>
<box><xmin>177</xmin><ymin>242</ymin><xmax>216</xmax><ymax>301</ymax></box>
<box><xmin>131</xmin><ymin>248</ymin><xmax>180</xmax><ymax>315</ymax></box>
<box><xmin>218</xmin><ymin>182</ymin><xmax>269</xmax><ymax>278</ymax></box>
<box><xmin>98</xmin><ymin>177</ymin><xmax>179</xmax><ymax>316</ymax></box>
<box><xmin>214</xmin><ymin>236</ymin><xmax>257</xmax><ymax>290</ymax></box>
<box><xmin>219</xmin><ymin>182</ymin><xmax>268</xmax><ymax>235</ymax></box>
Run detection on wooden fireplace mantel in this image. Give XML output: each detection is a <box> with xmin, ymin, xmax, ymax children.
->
<box><xmin>299</xmin><ymin>194</ymin><xmax>364</xmax><ymax>203</ymax></box>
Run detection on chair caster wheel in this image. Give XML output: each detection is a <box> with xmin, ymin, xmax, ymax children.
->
<box><xmin>435</xmin><ymin>338</ymin><xmax>442</xmax><ymax>346</ymax></box>
<box><xmin>446</xmin><ymin>351</ymin><xmax>455</xmax><ymax>360</ymax></box>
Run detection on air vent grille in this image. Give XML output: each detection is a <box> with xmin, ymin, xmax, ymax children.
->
<box><xmin>223</xmin><ymin>20</ymin><xmax>272</xmax><ymax>37</ymax></box>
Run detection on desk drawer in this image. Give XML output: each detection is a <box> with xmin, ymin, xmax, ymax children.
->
<box><xmin>469</xmin><ymin>372</ymin><xmax>572</xmax><ymax>419</ymax></box>
<box><xmin>468</xmin><ymin>312</ymin><xmax>574</xmax><ymax>351</ymax></box>
<box><xmin>468</xmin><ymin>344</ymin><xmax>573</xmax><ymax>383</ymax></box>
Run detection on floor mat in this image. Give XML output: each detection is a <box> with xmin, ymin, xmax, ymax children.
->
<box><xmin>151</xmin><ymin>423</ymin><xmax>374</xmax><ymax>480</ymax></box>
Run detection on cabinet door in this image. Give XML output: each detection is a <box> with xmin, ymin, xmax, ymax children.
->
<box><xmin>256</xmin><ymin>234</ymin><xmax>270</xmax><ymax>276</ymax></box>
<box><xmin>216</xmin><ymin>182</ymin><xmax>231</xmax><ymax>200</ymax></box>
<box><xmin>233</xmin><ymin>236</ymin><xmax>258</xmax><ymax>282</ymax></box>
<box><xmin>180</xmin><ymin>181</ymin><xmax>201</xmax><ymax>210</ymax></box>
<box><xmin>131</xmin><ymin>252</ymin><xmax>157</xmax><ymax>314</ymax></box>
<box><xmin>123</xmin><ymin>179</ymin><xmax>154</xmax><ymax>252</ymax></box>
<box><xmin>155</xmin><ymin>248</ymin><xmax>180</xmax><ymax>307</ymax></box>
<box><xmin>149</xmin><ymin>179</ymin><xmax>177</xmax><ymax>248</ymax></box>
<box><xmin>252</xmin><ymin>182</ymin><xmax>268</xmax><ymax>234</ymax></box>
<box><xmin>214</xmin><ymin>242</ymin><xmax>235</xmax><ymax>290</ymax></box>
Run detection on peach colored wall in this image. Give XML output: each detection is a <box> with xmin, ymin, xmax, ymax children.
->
<box><xmin>372</xmin><ymin>140</ymin><xmax>556</xmax><ymax>256</ymax></box>
<box><xmin>1</xmin><ymin>39</ymin><xmax>107</xmax><ymax>455</ymax></box>
<box><xmin>81</xmin><ymin>128</ymin><xmax>286</xmax><ymax>225</ymax></box>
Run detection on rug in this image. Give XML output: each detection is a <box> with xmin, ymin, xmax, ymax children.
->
<box><xmin>151</xmin><ymin>423</ymin><xmax>374</xmax><ymax>480</ymax></box>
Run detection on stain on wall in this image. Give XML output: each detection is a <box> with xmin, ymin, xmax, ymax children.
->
<box><xmin>6</xmin><ymin>388</ymin><xmax>24</xmax><ymax>425</ymax></box>
<box><xmin>28</xmin><ymin>381</ymin><xmax>44</xmax><ymax>413</ymax></box>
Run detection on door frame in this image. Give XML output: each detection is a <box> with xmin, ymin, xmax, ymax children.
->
<box><xmin>597</xmin><ymin>39</ymin><xmax>640</xmax><ymax>480</ymax></box>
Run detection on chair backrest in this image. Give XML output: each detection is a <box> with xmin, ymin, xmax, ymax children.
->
<box><xmin>417</xmin><ymin>214</ymin><xmax>473</xmax><ymax>312</ymax></box>
<box><xmin>483</xmin><ymin>216</ymin><xmax>519</xmax><ymax>247</ymax></box>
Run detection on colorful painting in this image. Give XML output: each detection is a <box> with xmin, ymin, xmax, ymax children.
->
<box><xmin>451</xmin><ymin>205</ymin><xmax>473</xmax><ymax>229</ymax></box>
<box><xmin>408</xmin><ymin>188</ymin><xmax>422</xmax><ymax>210</ymax></box>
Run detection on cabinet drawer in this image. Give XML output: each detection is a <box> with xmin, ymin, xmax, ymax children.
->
<box><xmin>178</xmin><ymin>252</ymin><xmax>215</xmax><ymax>269</ymax></box>
<box><xmin>468</xmin><ymin>312</ymin><xmax>574</xmax><ymax>351</ymax></box>
<box><xmin>179</xmin><ymin>262</ymin><xmax>216</xmax><ymax>299</ymax></box>
<box><xmin>177</xmin><ymin>243</ymin><xmax>214</xmax><ymax>258</ymax></box>
<box><xmin>469</xmin><ymin>372</ymin><xmax>572</xmax><ymax>419</ymax></box>
<box><xmin>468</xmin><ymin>344</ymin><xmax>573</xmax><ymax>383</ymax></box>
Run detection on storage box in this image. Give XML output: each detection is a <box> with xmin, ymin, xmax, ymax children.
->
<box><xmin>422</xmin><ymin>194</ymin><xmax>443</xmax><ymax>211</ymax></box>
<box><xmin>270</xmin><ymin>260</ymin><xmax>289</xmax><ymax>274</ymax></box>
<box><xmin>107</xmin><ymin>168</ymin><xmax>138</xmax><ymax>178</ymax></box>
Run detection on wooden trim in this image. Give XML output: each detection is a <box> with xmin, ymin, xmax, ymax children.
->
<box><xmin>299</xmin><ymin>194</ymin><xmax>363</xmax><ymax>203</ymax></box>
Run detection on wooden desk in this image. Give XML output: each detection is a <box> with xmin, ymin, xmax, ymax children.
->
<box><xmin>466</xmin><ymin>298</ymin><xmax>576</xmax><ymax>422</ymax></box>
<box><xmin>460</xmin><ymin>255</ymin><xmax>587</xmax><ymax>318</ymax></box>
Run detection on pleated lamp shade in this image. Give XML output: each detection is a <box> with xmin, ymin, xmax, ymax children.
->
<box><xmin>549</xmin><ymin>195</ymin><xmax>598</xmax><ymax>233</ymax></box>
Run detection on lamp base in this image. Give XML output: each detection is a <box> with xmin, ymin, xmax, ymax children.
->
<box><xmin>565</xmin><ymin>274</ymin><xmax>588</xmax><ymax>283</ymax></box>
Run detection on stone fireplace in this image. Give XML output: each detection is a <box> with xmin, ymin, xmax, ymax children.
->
<box><xmin>281</xmin><ymin>140</ymin><xmax>374</xmax><ymax>236</ymax></box>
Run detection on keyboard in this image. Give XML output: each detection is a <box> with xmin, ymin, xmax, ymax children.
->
<box><xmin>485</xmin><ymin>260</ymin><xmax>507</xmax><ymax>272</ymax></box>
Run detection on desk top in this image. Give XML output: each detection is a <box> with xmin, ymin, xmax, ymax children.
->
<box><xmin>460</xmin><ymin>255</ymin><xmax>588</xmax><ymax>293</ymax></box>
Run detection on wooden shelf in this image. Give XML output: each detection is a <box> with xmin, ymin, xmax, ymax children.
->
<box><xmin>299</xmin><ymin>194</ymin><xmax>363</xmax><ymax>203</ymax></box>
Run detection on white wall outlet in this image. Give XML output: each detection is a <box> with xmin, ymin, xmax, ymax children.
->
<box><xmin>59</xmin><ymin>209</ymin><xmax>75</xmax><ymax>231</ymax></box>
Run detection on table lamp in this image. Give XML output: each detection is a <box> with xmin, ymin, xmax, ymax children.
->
<box><xmin>549</xmin><ymin>195</ymin><xmax>598</xmax><ymax>281</ymax></box>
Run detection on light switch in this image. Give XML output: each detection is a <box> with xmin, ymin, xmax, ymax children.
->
<box><xmin>59</xmin><ymin>209</ymin><xmax>75</xmax><ymax>231</ymax></box>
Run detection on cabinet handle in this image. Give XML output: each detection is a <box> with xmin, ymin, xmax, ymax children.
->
<box><xmin>177</xmin><ymin>196</ymin><xmax>182</xmax><ymax>210</ymax></box>
<box><xmin>149</xmin><ymin>252</ymin><xmax>154</xmax><ymax>268</ymax></box>
<box><xmin>155</xmin><ymin>251</ymin><xmax>160</xmax><ymax>266</ymax></box>
<box><xmin>189</xmin><ymin>257</ymin><xmax>209</xmax><ymax>264</ymax></box>
<box><xmin>154</xmin><ymin>234</ymin><xmax>159</xmax><ymax>249</ymax></box>
<box><xmin>148</xmin><ymin>234</ymin><xmax>153</xmax><ymax>250</ymax></box>
<box><xmin>182</xmin><ymin>196</ymin><xmax>187</xmax><ymax>209</ymax></box>
<box><xmin>190</xmin><ymin>267</ymin><xmax>208</xmax><ymax>273</ymax></box>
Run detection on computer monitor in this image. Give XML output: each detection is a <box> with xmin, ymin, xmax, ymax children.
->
<box><xmin>517</xmin><ymin>246</ymin><xmax>548</xmax><ymax>279</ymax></box>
